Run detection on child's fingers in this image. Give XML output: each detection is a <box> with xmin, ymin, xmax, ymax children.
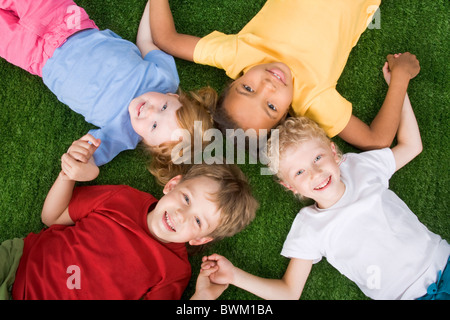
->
<box><xmin>201</xmin><ymin>260</ymin><xmax>217</xmax><ymax>270</ymax></box>
<box><xmin>68</xmin><ymin>147</ymin><xmax>91</xmax><ymax>163</ymax></box>
<box><xmin>79</xmin><ymin>133</ymin><xmax>101</xmax><ymax>147</ymax></box>
<box><xmin>61</xmin><ymin>153</ymin><xmax>79</xmax><ymax>170</ymax></box>
<box><xmin>382</xmin><ymin>62</ymin><xmax>390</xmax><ymax>75</ymax></box>
<box><xmin>70</xmin><ymin>140</ymin><xmax>96</xmax><ymax>152</ymax></box>
<box><xmin>70</xmin><ymin>152</ymin><xmax>89</xmax><ymax>163</ymax></box>
<box><xmin>206</xmin><ymin>253</ymin><xmax>224</xmax><ymax>262</ymax></box>
<box><xmin>61</xmin><ymin>154</ymin><xmax>73</xmax><ymax>177</ymax></box>
<box><xmin>386</xmin><ymin>54</ymin><xmax>394</xmax><ymax>63</ymax></box>
<box><xmin>68</xmin><ymin>140</ymin><xmax>98</xmax><ymax>162</ymax></box>
<box><xmin>382</xmin><ymin>62</ymin><xmax>391</xmax><ymax>85</ymax></box>
<box><xmin>61</xmin><ymin>153</ymin><xmax>72</xmax><ymax>166</ymax></box>
<box><xmin>200</xmin><ymin>265</ymin><xmax>219</xmax><ymax>277</ymax></box>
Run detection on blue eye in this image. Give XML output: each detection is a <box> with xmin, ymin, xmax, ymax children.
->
<box><xmin>161</xmin><ymin>104</ymin><xmax>167</xmax><ymax>111</ymax></box>
<box><xmin>268</xmin><ymin>102</ymin><xmax>277</xmax><ymax>111</ymax></box>
<box><xmin>195</xmin><ymin>217</ymin><xmax>201</xmax><ymax>227</ymax></box>
<box><xmin>314</xmin><ymin>155</ymin><xmax>322</xmax><ymax>162</ymax></box>
<box><xmin>243</xmin><ymin>85</ymin><xmax>254</xmax><ymax>92</ymax></box>
<box><xmin>183</xmin><ymin>194</ymin><xmax>190</xmax><ymax>205</ymax></box>
<box><xmin>151</xmin><ymin>122</ymin><xmax>157</xmax><ymax>131</ymax></box>
<box><xmin>296</xmin><ymin>169</ymin><xmax>304</xmax><ymax>176</ymax></box>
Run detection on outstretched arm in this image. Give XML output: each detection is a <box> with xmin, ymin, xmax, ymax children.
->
<box><xmin>41</xmin><ymin>134</ymin><xmax>100</xmax><ymax>227</ymax></box>
<box><xmin>380</xmin><ymin>55</ymin><xmax>422</xmax><ymax>170</ymax></box>
<box><xmin>136</xmin><ymin>1</ymin><xmax>160</xmax><ymax>57</ymax></box>
<box><xmin>339</xmin><ymin>53</ymin><xmax>420</xmax><ymax>150</ymax></box>
<box><xmin>391</xmin><ymin>92</ymin><xmax>422</xmax><ymax>171</ymax></box>
<box><xmin>41</xmin><ymin>171</ymin><xmax>77</xmax><ymax>227</ymax></box>
<box><xmin>201</xmin><ymin>254</ymin><xmax>313</xmax><ymax>300</ymax></box>
<box><xmin>149</xmin><ymin>0</ymin><xmax>200</xmax><ymax>61</ymax></box>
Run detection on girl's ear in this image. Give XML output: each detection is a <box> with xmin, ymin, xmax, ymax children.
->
<box><xmin>279</xmin><ymin>180</ymin><xmax>298</xmax><ymax>194</ymax></box>
<box><xmin>163</xmin><ymin>175</ymin><xmax>183</xmax><ymax>194</ymax></box>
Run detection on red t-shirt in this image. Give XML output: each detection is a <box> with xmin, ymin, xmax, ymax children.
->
<box><xmin>12</xmin><ymin>185</ymin><xmax>191</xmax><ymax>300</ymax></box>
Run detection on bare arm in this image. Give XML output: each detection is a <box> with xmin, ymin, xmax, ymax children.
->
<box><xmin>149</xmin><ymin>0</ymin><xmax>200</xmax><ymax>61</ymax></box>
<box><xmin>41</xmin><ymin>134</ymin><xmax>100</xmax><ymax>227</ymax></box>
<box><xmin>379</xmin><ymin>54</ymin><xmax>422</xmax><ymax>170</ymax></box>
<box><xmin>391</xmin><ymin>92</ymin><xmax>422</xmax><ymax>171</ymax></box>
<box><xmin>339</xmin><ymin>53</ymin><xmax>420</xmax><ymax>150</ymax></box>
<box><xmin>41</xmin><ymin>172</ymin><xmax>76</xmax><ymax>227</ymax></box>
<box><xmin>136</xmin><ymin>1</ymin><xmax>159</xmax><ymax>58</ymax></box>
<box><xmin>202</xmin><ymin>254</ymin><xmax>313</xmax><ymax>300</ymax></box>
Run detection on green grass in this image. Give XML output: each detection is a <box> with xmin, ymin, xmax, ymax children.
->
<box><xmin>0</xmin><ymin>0</ymin><xmax>448</xmax><ymax>300</ymax></box>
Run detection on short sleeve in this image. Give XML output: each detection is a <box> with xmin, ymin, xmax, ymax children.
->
<box><xmin>89</xmin><ymin>111</ymin><xmax>141</xmax><ymax>166</ymax></box>
<box><xmin>280</xmin><ymin>212</ymin><xmax>323</xmax><ymax>264</ymax></box>
<box><xmin>349</xmin><ymin>148</ymin><xmax>397</xmax><ymax>183</ymax></box>
<box><xmin>90</xmin><ymin>129</ymin><xmax>133</xmax><ymax>166</ymax></box>
<box><xmin>193</xmin><ymin>31</ymin><xmax>241</xmax><ymax>78</ymax></box>
<box><xmin>301</xmin><ymin>87</ymin><xmax>352</xmax><ymax>138</ymax></box>
<box><xmin>68</xmin><ymin>185</ymin><xmax>127</xmax><ymax>222</ymax></box>
<box><xmin>143</xmin><ymin>49</ymin><xmax>180</xmax><ymax>91</ymax></box>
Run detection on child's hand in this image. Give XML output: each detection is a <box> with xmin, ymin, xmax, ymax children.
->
<box><xmin>60</xmin><ymin>134</ymin><xmax>101</xmax><ymax>181</ymax></box>
<box><xmin>66</xmin><ymin>134</ymin><xmax>100</xmax><ymax>163</ymax></box>
<box><xmin>191</xmin><ymin>264</ymin><xmax>229</xmax><ymax>300</ymax></box>
<box><xmin>201</xmin><ymin>254</ymin><xmax>235</xmax><ymax>285</ymax></box>
<box><xmin>386</xmin><ymin>52</ymin><xmax>420</xmax><ymax>81</ymax></box>
<box><xmin>60</xmin><ymin>153</ymin><xmax>99</xmax><ymax>182</ymax></box>
<box><xmin>383</xmin><ymin>53</ymin><xmax>404</xmax><ymax>85</ymax></box>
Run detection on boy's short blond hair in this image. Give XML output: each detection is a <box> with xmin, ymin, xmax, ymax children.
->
<box><xmin>181</xmin><ymin>163</ymin><xmax>258</xmax><ymax>244</ymax></box>
<box><xmin>267</xmin><ymin>117</ymin><xmax>342</xmax><ymax>194</ymax></box>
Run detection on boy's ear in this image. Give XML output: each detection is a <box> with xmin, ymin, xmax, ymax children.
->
<box><xmin>279</xmin><ymin>180</ymin><xmax>298</xmax><ymax>194</ymax></box>
<box><xmin>189</xmin><ymin>236</ymin><xmax>214</xmax><ymax>246</ymax></box>
<box><xmin>330</xmin><ymin>142</ymin><xmax>340</xmax><ymax>163</ymax></box>
<box><xmin>167</xmin><ymin>92</ymin><xmax>179</xmax><ymax>98</ymax></box>
<box><xmin>163</xmin><ymin>175</ymin><xmax>183</xmax><ymax>194</ymax></box>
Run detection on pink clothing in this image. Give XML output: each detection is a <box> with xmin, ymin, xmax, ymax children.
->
<box><xmin>0</xmin><ymin>0</ymin><xmax>98</xmax><ymax>76</ymax></box>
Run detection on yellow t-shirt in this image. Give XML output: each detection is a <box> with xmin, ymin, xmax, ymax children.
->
<box><xmin>194</xmin><ymin>0</ymin><xmax>381</xmax><ymax>137</ymax></box>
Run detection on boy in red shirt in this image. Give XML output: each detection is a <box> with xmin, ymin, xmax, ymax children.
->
<box><xmin>0</xmin><ymin>135</ymin><xmax>257</xmax><ymax>300</ymax></box>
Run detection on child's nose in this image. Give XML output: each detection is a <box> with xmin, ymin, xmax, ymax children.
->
<box><xmin>174</xmin><ymin>208</ymin><xmax>186</xmax><ymax>223</ymax></box>
<box><xmin>262</xmin><ymin>78</ymin><xmax>276</xmax><ymax>91</ymax></box>
<box><xmin>310</xmin><ymin>165</ymin><xmax>323</xmax><ymax>178</ymax></box>
<box><xmin>143</xmin><ymin>104</ymin><xmax>158</xmax><ymax>120</ymax></box>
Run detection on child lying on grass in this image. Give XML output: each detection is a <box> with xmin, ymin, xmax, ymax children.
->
<box><xmin>200</xmin><ymin>56</ymin><xmax>450</xmax><ymax>300</ymax></box>
<box><xmin>0</xmin><ymin>0</ymin><xmax>215</xmax><ymax>184</ymax></box>
<box><xmin>0</xmin><ymin>134</ymin><xmax>258</xmax><ymax>300</ymax></box>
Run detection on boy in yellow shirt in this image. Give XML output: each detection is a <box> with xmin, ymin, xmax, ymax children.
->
<box><xmin>148</xmin><ymin>0</ymin><xmax>420</xmax><ymax>150</ymax></box>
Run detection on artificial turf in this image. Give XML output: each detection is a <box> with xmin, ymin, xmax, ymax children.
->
<box><xmin>0</xmin><ymin>0</ymin><xmax>448</xmax><ymax>300</ymax></box>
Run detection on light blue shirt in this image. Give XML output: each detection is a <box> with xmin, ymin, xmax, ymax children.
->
<box><xmin>42</xmin><ymin>29</ymin><xmax>179</xmax><ymax>165</ymax></box>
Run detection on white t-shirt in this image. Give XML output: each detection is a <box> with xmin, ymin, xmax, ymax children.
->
<box><xmin>281</xmin><ymin>148</ymin><xmax>450</xmax><ymax>299</ymax></box>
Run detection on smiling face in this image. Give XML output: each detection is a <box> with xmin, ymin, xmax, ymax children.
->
<box><xmin>223</xmin><ymin>62</ymin><xmax>294</xmax><ymax>132</ymax></box>
<box><xmin>128</xmin><ymin>92</ymin><xmax>183</xmax><ymax>146</ymax></box>
<box><xmin>147</xmin><ymin>175</ymin><xmax>222</xmax><ymax>246</ymax></box>
<box><xmin>279</xmin><ymin>139</ymin><xmax>346</xmax><ymax>209</ymax></box>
